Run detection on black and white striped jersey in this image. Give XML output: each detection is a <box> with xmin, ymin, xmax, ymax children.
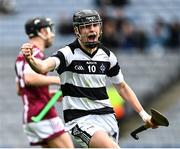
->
<box><xmin>51</xmin><ymin>40</ymin><xmax>124</xmax><ymax>123</ymax></box>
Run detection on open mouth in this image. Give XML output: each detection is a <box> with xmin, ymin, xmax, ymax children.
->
<box><xmin>87</xmin><ymin>34</ymin><xmax>97</xmax><ymax>41</ymax></box>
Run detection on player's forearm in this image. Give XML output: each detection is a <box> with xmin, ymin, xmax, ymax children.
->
<box><xmin>27</xmin><ymin>56</ymin><xmax>47</xmax><ymax>74</ymax></box>
<box><xmin>121</xmin><ymin>84</ymin><xmax>153</xmax><ymax>124</ymax></box>
<box><xmin>114</xmin><ymin>82</ymin><xmax>144</xmax><ymax>113</ymax></box>
<box><xmin>114</xmin><ymin>82</ymin><xmax>151</xmax><ymax>122</ymax></box>
<box><xmin>24</xmin><ymin>74</ymin><xmax>60</xmax><ymax>86</ymax></box>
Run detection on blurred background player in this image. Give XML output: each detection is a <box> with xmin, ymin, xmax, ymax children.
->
<box><xmin>20</xmin><ymin>10</ymin><xmax>157</xmax><ymax>148</ymax></box>
<box><xmin>15</xmin><ymin>17</ymin><xmax>74</xmax><ymax>148</ymax></box>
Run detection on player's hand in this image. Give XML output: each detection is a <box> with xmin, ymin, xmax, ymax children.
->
<box><xmin>21</xmin><ymin>43</ymin><xmax>33</xmax><ymax>61</ymax></box>
<box><xmin>139</xmin><ymin>110</ymin><xmax>158</xmax><ymax>129</ymax></box>
<box><xmin>144</xmin><ymin>115</ymin><xmax>158</xmax><ymax>129</ymax></box>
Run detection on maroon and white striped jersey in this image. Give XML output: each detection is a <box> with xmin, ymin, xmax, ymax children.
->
<box><xmin>15</xmin><ymin>45</ymin><xmax>58</xmax><ymax>123</ymax></box>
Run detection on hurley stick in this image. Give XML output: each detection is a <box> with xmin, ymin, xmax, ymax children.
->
<box><xmin>31</xmin><ymin>90</ymin><xmax>62</xmax><ymax>122</ymax></box>
<box><xmin>131</xmin><ymin>108</ymin><xmax>169</xmax><ymax>140</ymax></box>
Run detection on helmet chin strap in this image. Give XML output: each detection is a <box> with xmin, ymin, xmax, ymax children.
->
<box><xmin>77</xmin><ymin>32</ymin><xmax>100</xmax><ymax>49</ymax></box>
<box><xmin>83</xmin><ymin>41</ymin><xmax>100</xmax><ymax>49</ymax></box>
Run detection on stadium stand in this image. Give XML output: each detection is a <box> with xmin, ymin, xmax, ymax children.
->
<box><xmin>0</xmin><ymin>0</ymin><xmax>180</xmax><ymax>147</ymax></box>
<box><xmin>123</xmin><ymin>0</ymin><xmax>180</xmax><ymax>31</ymax></box>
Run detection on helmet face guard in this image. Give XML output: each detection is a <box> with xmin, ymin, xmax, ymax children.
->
<box><xmin>73</xmin><ymin>10</ymin><xmax>102</xmax><ymax>48</ymax></box>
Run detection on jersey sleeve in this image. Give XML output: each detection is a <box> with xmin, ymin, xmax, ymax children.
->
<box><xmin>51</xmin><ymin>46</ymin><xmax>72</xmax><ymax>74</ymax></box>
<box><xmin>107</xmin><ymin>51</ymin><xmax>124</xmax><ymax>84</ymax></box>
<box><xmin>51</xmin><ymin>57</ymin><xmax>60</xmax><ymax>70</ymax></box>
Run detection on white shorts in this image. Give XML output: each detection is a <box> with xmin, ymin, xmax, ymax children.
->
<box><xmin>65</xmin><ymin>114</ymin><xmax>119</xmax><ymax>147</ymax></box>
<box><xmin>23</xmin><ymin>117</ymin><xmax>65</xmax><ymax>146</ymax></box>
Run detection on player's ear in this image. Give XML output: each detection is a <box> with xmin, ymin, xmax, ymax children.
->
<box><xmin>74</xmin><ymin>26</ymin><xmax>80</xmax><ymax>38</ymax></box>
<box><xmin>37</xmin><ymin>28</ymin><xmax>48</xmax><ymax>40</ymax></box>
<box><xmin>39</xmin><ymin>28</ymin><xmax>47</xmax><ymax>35</ymax></box>
<box><xmin>74</xmin><ymin>26</ymin><xmax>78</xmax><ymax>32</ymax></box>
